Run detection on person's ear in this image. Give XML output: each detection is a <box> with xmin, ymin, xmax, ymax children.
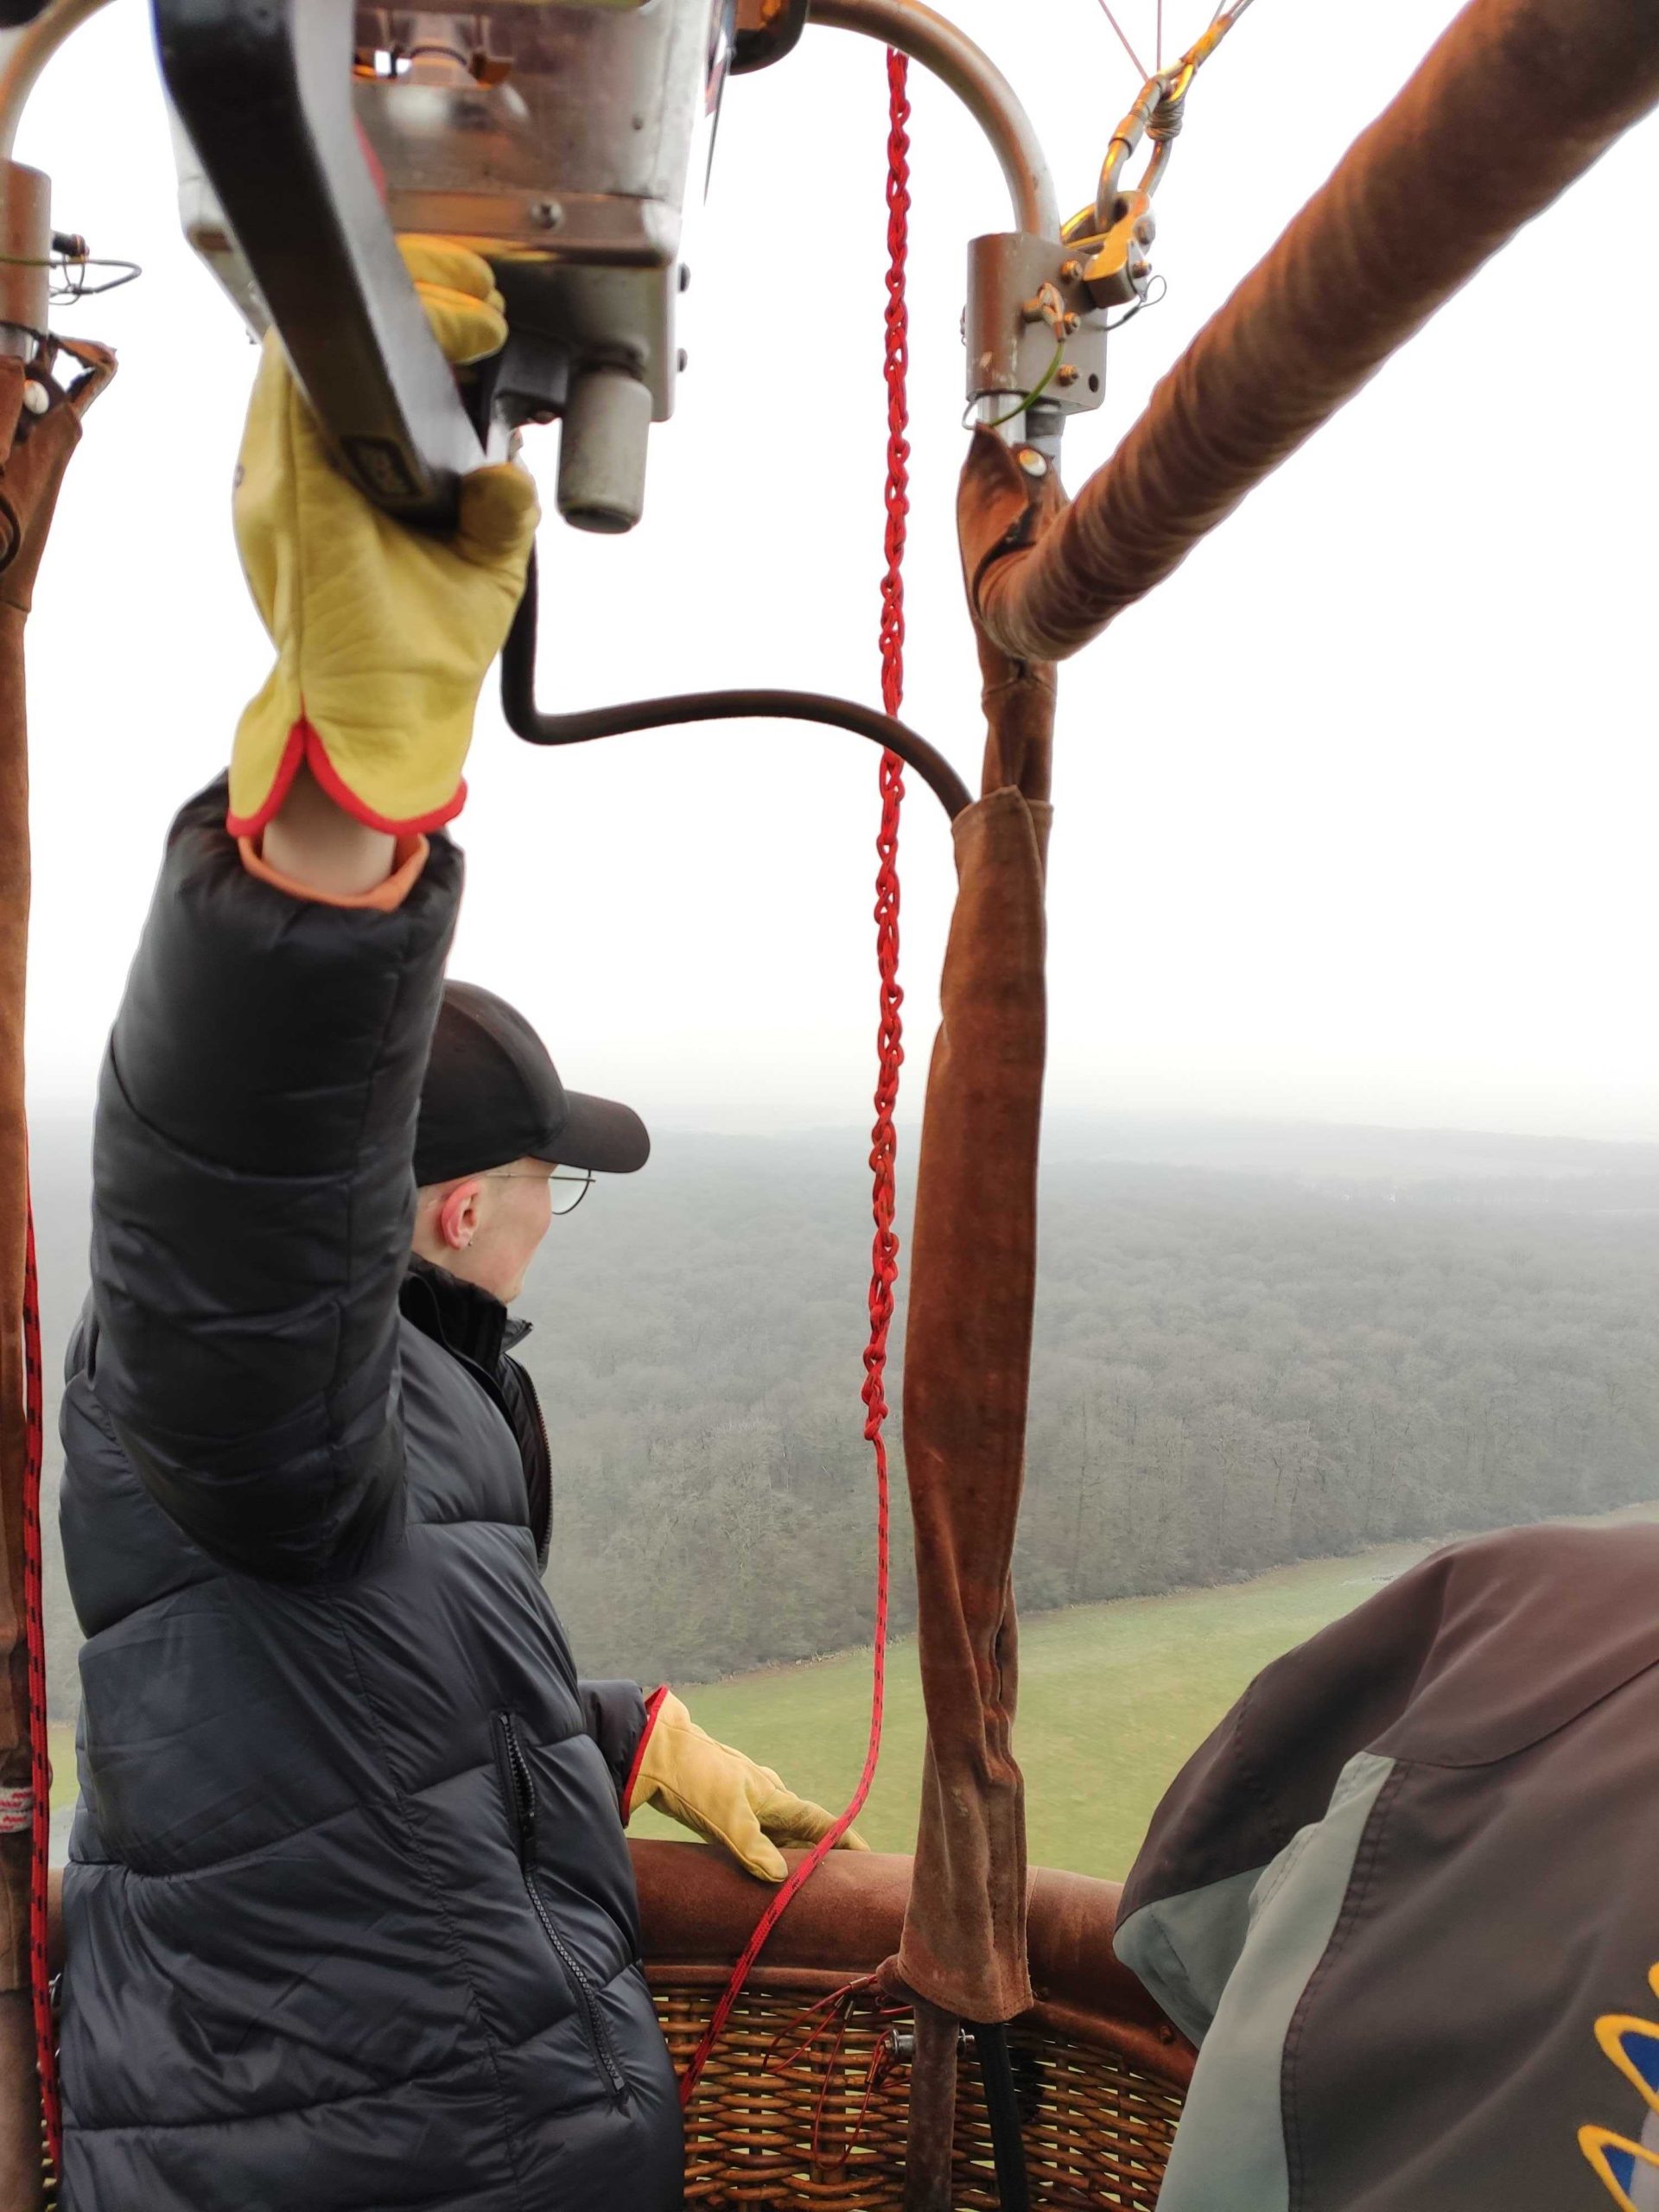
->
<box><xmin>436</xmin><ymin>1178</ymin><xmax>486</xmax><ymax>1252</ymax></box>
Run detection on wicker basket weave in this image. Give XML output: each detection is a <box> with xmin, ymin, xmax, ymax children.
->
<box><xmin>37</xmin><ymin>1848</ymin><xmax>1187</xmax><ymax>2209</ymax></box>
<box><xmin>42</xmin><ymin>2004</ymin><xmax>1179</xmax><ymax>2212</ymax></box>
<box><xmin>654</xmin><ymin>1980</ymin><xmax>1183</xmax><ymax>2209</ymax></box>
<box><xmin>41</xmin><ymin>1995</ymin><xmax>1180</xmax><ymax>2212</ymax></box>
<box><xmin>637</xmin><ymin>1840</ymin><xmax>1190</xmax><ymax>2211</ymax></box>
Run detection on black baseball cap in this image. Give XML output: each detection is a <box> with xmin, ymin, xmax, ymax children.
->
<box><xmin>414</xmin><ymin>981</ymin><xmax>650</xmax><ymax>1187</ymax></box>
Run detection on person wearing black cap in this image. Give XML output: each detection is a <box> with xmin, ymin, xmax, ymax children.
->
<box><xmin>52</xmin><ymin>245</ymin><xmax>856</xmax><ymax>2212</ymax></box>
<box><xmin>408</xmin><ymin>978</ymin><xmax>651</xmax><ymax>1305</ymax></box>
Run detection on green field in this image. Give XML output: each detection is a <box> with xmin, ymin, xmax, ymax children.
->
<box><xmin>49</xmin><ymin>1724</ymin><xmax>74</xmax><ymax>1810</ymax></box>
<box><xmin>51</xmin><ymin>1566</ymin><xmax>1391</xmax><ymax>1853</ymax></box>
<box><xmin>61</xmin><ymin>1560</ymin><xmax>1420</xmax><ymax>1854</ymax></box>
<box><xmin>47</xmin><ymin>1509</ymin><xmax>1659</xmax><ymax>1867</ymax></box>
<box><xmin>633</xmin><ymin>1507</ymin><xmax>1659</xmax><ymax>1880</ymax></box>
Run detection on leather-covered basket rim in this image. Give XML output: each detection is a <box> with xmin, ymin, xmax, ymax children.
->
<box><xmin>631</xmin><ymin>1840</ymin><xmax>1194</xmax><ymax>2088</ymax></box>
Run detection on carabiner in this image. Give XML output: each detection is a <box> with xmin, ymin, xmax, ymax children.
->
<box><xmin>1080</xmin><ymin>0</ymin><xmax>1257</xmax><ymax>237</ymax></box>
<box><xmin>1092</xmin><ymin>66</ymin><xmax>1188</xmax><ymax>233</ymax></box>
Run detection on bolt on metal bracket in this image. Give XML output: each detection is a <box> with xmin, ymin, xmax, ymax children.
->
<box><xmin>965</xmin><ymin>229</ymin><xmax>1109</xmax><ymax>422</ymax></box>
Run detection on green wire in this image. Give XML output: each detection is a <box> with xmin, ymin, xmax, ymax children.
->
<box><xmin>979</xmin><ymin>333</ymin><xmax>1068</xmax><ymax>431</ymax></box>
<box><xmin>0</xmin><ymin>248</ymin><xmax>142</xmax><ymax>297</ymax></box>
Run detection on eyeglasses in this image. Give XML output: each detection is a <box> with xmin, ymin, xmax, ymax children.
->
<box><xmin>483</xmin><ymin>1167</ymin><xmax>595</xmax><ymax>1217</ymax></box>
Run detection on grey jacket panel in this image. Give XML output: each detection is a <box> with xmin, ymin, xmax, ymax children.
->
<box><xmin>1132</xmin><ymin>1754</ymin><xmax>1395</xmax><ymax>2212</ymax></box>
<box><xmin>1113</xmin><ymin>1865</ymin><xmax>1262</xmax><ymax>2051</ymax></box>
<box><xmin>1634</xmin><ymin>2114</ymin><xmax>1659</xmax><ymax>2211</ymax></box>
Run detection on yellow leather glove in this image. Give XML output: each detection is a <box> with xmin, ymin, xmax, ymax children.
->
<box><xmin>626</xmin><ymin>1692</ymin><xmax>869</xmax><ymax>1884</ymax></box>
<box><xmin>228</xmin><ymin>236</ymin><xmax>539</xmax><ymax>839</ymax></box>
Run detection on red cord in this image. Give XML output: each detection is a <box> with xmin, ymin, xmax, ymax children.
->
<box><xmin>678</xmin><ymin>48</ymin><xmax>911</xmax><ymax>2107</ymax></box>
<box><xmin>22</xmin><ymin>1198</ymin><xmax>60</xmax><ymax>2170</ymax></box>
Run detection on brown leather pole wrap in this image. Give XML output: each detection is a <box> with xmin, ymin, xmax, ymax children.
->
<box><xmin>968</xmin><ymin>0</ymin><xmax>1659</xmax><ymax>662</ymax></box>
<box><xmin>0</xmin><ymin>339</ymin><xmax>111</xmax><ymax>2208</ymax></box>
<box><xmin>0</xmin><ymin>341</ymin><xmax>111</xmax><ymax>1991</ymax></box>
<box><xmin>900</xmin><ymin>1995</ymin><xmax>958</xmax><ymax>2212</ymax></box>
<box><xmin>887</xmin><ymin>458</ymin><xmax>1060</xmax><ymax>2030</ymax></box>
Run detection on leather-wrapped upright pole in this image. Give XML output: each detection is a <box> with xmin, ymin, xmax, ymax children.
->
<box><xmin>891</xmin><ymin>447</ymin><xmax>1059</xmax><ymax>2204</ymax></box>
<box><xmin>895</xmin><ymin>635</ymin><xmax>1053</xmax><ymax>2018</ymax></box>
<box><xmin>874</xmin><ymin>444</ymin><xmax>1055</xmax><ymax>2126</ymax></box>
<box><xmin>0</xmin><ymin>336</ymin><xmax>112</xmax><ymax>2208</ymax></box>
<box><xmin>967</xmin><ymin>0</ymin><xmax>1659</xmax><ymax>663</ymax></box>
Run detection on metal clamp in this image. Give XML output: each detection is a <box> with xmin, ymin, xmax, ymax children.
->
<box><xmin>965</xmin><ymin>230</ymin><xmax>1108</xmax><ymax>421</ymax></box>
<box><xmin>1069</xmin><ymin>187</ymin><xmax>1155</xmax><ymax>315</ymax></box>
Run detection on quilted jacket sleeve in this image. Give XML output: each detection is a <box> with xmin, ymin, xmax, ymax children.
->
<box><xmin>88</xmin><ymin>779</ymin><xmax>461</xmax><ymax>1581</ymax></box>
<box><xmin>578</xmin><ymin>1679</ymin><xmax>651</xmax><ymax>1809</ymax></box>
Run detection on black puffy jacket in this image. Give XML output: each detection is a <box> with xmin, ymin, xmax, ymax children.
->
<box><xmin>55</xmin><ymin>785</ymin><xmax>683</xmax><ymax>2211</ymax></box>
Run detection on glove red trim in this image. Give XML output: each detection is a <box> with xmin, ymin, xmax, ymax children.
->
<box><xmin>621</xmin><ymin>1686</ymin><xmax>671</xmax><ymax>1824</ymax></box>
<box><xmin>225</xmin><ymin>716</ymin><xmax>469</xmax><ymax>841</ymax></box>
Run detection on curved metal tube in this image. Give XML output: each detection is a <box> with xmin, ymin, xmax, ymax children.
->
<box><xmin>805</xmin><ymin>0</ymin><xmax>1058</xmax><ymax>238</ymax></box>
<box><xmin>0</xmin><ymin>0</ymin><xmax>111</xmax><ymax>159</ymax></box>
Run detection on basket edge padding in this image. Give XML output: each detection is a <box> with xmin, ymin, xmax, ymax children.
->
<box><xmin>631</xmin><ymin>1840</ymin><xmax>1194</xmax><ymax>2088</ymax></box>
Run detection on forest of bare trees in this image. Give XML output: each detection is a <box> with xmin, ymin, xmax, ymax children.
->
<box><xmin>30</xmin><ymin>1113</ymin><xmax>1659</xmax><ymax>1705</ymax></box>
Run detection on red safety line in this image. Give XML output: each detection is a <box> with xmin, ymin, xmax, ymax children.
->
<box><xmin>23</xmin><ymin>1196</ymin><xmax>60</xmax><ymax>2171</ymax></box>
<box><xmin>678</xmin><ymin>47</ymin><xmax>911</xmax><ymax>2108</ymax></box>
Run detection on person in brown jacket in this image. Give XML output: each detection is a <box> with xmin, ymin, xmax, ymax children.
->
<box><xmin>1115</xmin><ymin>1519</ymin><xmax>1659</xmax><ymax>2211</ymax></box>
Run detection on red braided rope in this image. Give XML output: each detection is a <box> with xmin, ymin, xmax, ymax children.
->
<box><xmin>677</xmin><ymin>48</ymin><xmax>911</xmax><ymax>2107</ymax></box>
<box><xmin>23</xmin><ymin>1197</ymin><xmax>60</xmax><ymax>2170</ymax></box>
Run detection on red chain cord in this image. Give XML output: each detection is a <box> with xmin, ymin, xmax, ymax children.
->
<box><xmin>677</xmin><ymin>48</ymin><xmax>911</xmax><ymax>2107</ymax></box>
<box><xmin>23</xmin><ymin>1197</ymin><xmax>60</xmax><ymax>2170</ymax></box>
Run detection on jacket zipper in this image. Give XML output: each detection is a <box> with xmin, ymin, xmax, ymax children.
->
<box><xmin>493</xmin><ymin>1710</ymin><xmax>629</xmax><ymax>2105</ymax></box>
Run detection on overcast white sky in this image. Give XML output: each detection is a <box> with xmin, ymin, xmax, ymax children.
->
<box><xmin>12</xmin><ymin>0</ymin><xmax>1659</xmax><ymax>1140</ymax></box>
